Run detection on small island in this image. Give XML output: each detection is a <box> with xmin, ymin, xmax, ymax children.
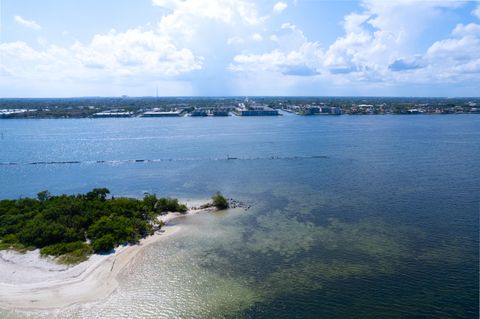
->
<box><xmin>0</xmin><ymin>188</ymin><xmax>230</xmax><ymax>264</ymax></box>
<box><xmin>0</xmin><ymin>188</ymin><xmax>235</xmax><ymax>310</ymax></box>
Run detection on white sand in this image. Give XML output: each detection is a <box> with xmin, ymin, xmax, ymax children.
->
<box><xmin>0</xmin><ymin>205</ymin><xmax>214</xmax><ymax>311</ymax></box>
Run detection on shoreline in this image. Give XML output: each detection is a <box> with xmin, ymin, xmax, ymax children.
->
<box><xmin>0</xmin><ymin>203</ymin><xmax>215</xmax><ymax>312</ymax></box>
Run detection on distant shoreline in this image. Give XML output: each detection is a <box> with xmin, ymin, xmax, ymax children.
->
<box><xmin>1</xmin><ymin>112</ymin><xmax>479</xmax><ymax>119</ymax></box>
<box><xmin>1</xmin><ymin>96</ymin><xmax>479</xmax><ymax>118</ymax></box>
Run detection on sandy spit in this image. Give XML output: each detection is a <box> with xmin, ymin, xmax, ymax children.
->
<box><xmin>0</xmin><ymin>205</ymin><xmax>213</xmax><ymax>311</ymax></box>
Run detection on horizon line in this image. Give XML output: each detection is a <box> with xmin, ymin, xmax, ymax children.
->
<box><xmin>2</xmin><ymin>95</ymin><xmax>480</xmax><ymax>99</ymax></box>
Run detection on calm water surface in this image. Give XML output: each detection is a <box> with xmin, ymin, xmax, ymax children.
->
<box><xmin>0</xmin><ymin>115</ymin><xmax>478</xmax><ymax>318</ymax></box>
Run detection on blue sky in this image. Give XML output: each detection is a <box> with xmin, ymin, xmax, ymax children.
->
<box><xmin>1</xmin><ymin>0</ymin><xmax>480</xmax><ymax>97</ymax></box>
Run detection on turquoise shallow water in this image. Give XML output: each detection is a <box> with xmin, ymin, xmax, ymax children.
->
<box><xmin>0</xmin><ymin>115</ymin><xmax>479</xmax><ymax>318</ymax></box>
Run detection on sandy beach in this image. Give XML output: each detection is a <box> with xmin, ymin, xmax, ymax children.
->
<box><xmin>0</xmin><ymin>202</ymin><xmax>214</xmax><ymax>311</ymax></box>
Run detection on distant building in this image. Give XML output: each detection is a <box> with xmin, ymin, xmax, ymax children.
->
<box><xmin>211</xmin><ymin>109</ymin><xmax>230</xmax><ymax>116</ymax></box>
<box><xmin>283</xmin><ymin>105</ymin><xmax>301</xmax><ymax>113</ymax></box>
<box><xmin>0</xmin><ymin>109</ymin><xmax>34</xmax><ymax>117</ymax></box>
<box><xmin>142</xmin><ymin>110</ymin><xmax>184</xmax><ymax>117</ymax></box>
<box><xmin>407</xmin><ymin>108</ymin><xmax>423</xmax><ymax>114</ymax></box>
<box><xmin>301</xmin><ymin>106</ymin><xmax>321</xmax><ymax>115</ymax></box>
<box><xmin>190</xmin><ymin>108</ymin><xmax>208</xmax><ymax>117</ymax></box>
<box><xmin>330</xmin><ymin>106</ymin><xmax>342</xmax><ymax>115</ymax></box>
<box><xmin>234</xmin><ymin>103</ymin><xmax>279</xmax><ymax>116</ymax></box>
<box><xmin>92</xmin><ymin>111</ymin><xmax>133</xmax><ymax>118</ymax></box>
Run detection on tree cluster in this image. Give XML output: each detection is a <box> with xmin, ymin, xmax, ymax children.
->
<box><xmin>0</xmin><ymin>189</ymin><xmax>188</xmax><ymax>263</ymax></box>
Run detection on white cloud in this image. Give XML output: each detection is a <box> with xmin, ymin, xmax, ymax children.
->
<box><xmin>3</xmin><ymin>0</ymin><xmax>267</xmax><ymax>84</ymax></box>
<box><xmin>343</xmin><ymin>13</ymin><xmax>370</xmax><ymax>34</ymax></box>
<box><xmin>323</xmin><ymin>1</ymin><xmax>443</xmax><ymax>76</ymax></box>
<box><xmin>0</xmin><ymin>28</ymin><xmax>202</xmax><ymax>81</ymax></box>
<box><xmin>273</xmin><ymin>1</ymin><xmax>288</xmax><ymax>14</ymax></box>
<box><xmin>154</xmin><ymin>0</ymin><xmax>264</xmax><ymax>35</ymax></box>
<box><xmin>452</xmin><ymin>23</ymin><xmax>480</xmax><ymax>37</ymax></box>
<box><xmin>270</xmin><ymin>34</ymin><xmax>279</xmax><ymax>42</ymax></box>
<box><xmin>152</xmin><ymin>0</ymin><xmax>267</xmax><ymax>64</ymax></box>
<box><xmin>3</xmin><ymin>0</ymin><xmax>480</xmax><ymax>96</ymax></box>
<box><xmin>426</xmin><ymin>22</ymin><xmax>480</xmax><ymax>77</ymax></box>
<box><xmin>229</xmin><ymin>23</ymin><xmax>322</xmax><ymax>76</ymax></box>
<box><xmin>73</xmin><ymin>28</ymin><xmax>202</xmax><ymax>76</ymax></box>
<box><xmin>321</xmin><ymin>0</ymin><xmax>480</xmax><ymax>84</ymax></box>
<box><xmin>252</xmin><ymin>33</ymin><xmax>263</xmax><ymax>41</ymax></box>
<box><xmin>229</xmin><ymin>43</ymin><xmax>322</xmax><ymax>76</ymax></box>
<box><xmin>427</xmin><ymin>35</ymin><xmax>479</xmax><ymax>59</ymax></box>
<box><xmin>0</xmin><ymin>41</ymin><xmax>73</xmax><ymax>80</ymax></box>
<box><xmin>14</xmin><ymin>15</ymin><xmax>41</xmax><ymax>30</ymax></box>
<box><xmin>229</xmin><ymin>0</ymin><xmax>480</xmax><ymax>91</ymax></box>
<box><xmin>473</xmin><ymin>4</ymin><xmax>480</xmax><ymax>19</ymax></box>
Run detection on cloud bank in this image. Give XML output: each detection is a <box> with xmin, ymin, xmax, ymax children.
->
<box><xmin>1</xmin><ymin>0</ymin><xmax>479</xmax><ymax>96</ymax></box>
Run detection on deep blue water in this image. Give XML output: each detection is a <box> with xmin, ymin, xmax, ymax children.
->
<box><xmin>0</xmin><ymin>115</ymin><xmax>479</xmax><ymax>318</ymax></box>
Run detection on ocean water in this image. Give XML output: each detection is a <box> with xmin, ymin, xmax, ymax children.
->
<box><xmin>0</xmin><ymin>114</ymin><xmax>479</xmax><ymax>318</ymax></box>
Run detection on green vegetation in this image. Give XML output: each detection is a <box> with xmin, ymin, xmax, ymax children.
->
<box><xmin>154</xmin><ymin>197</ymin><xmax>188</xmax><ymax>213</ymax></box>
<box><xmin>40</xmin><ymin>241</ymin><xmax>92</xmax><ymax>264</ymax></box>
<box><xmin>0</xmin><ymin>188</ymin><xmax>189</xmax><ymax>262</ymax></box>
<box><xmin>92</xmin><ymin>234</ymin><xmax>116</xmax><ymax>253</ymax></box>
<box><xmin>212</xmin><ymin>192</ymin><xmax>229</xmax><ymax>210</ymax></box>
